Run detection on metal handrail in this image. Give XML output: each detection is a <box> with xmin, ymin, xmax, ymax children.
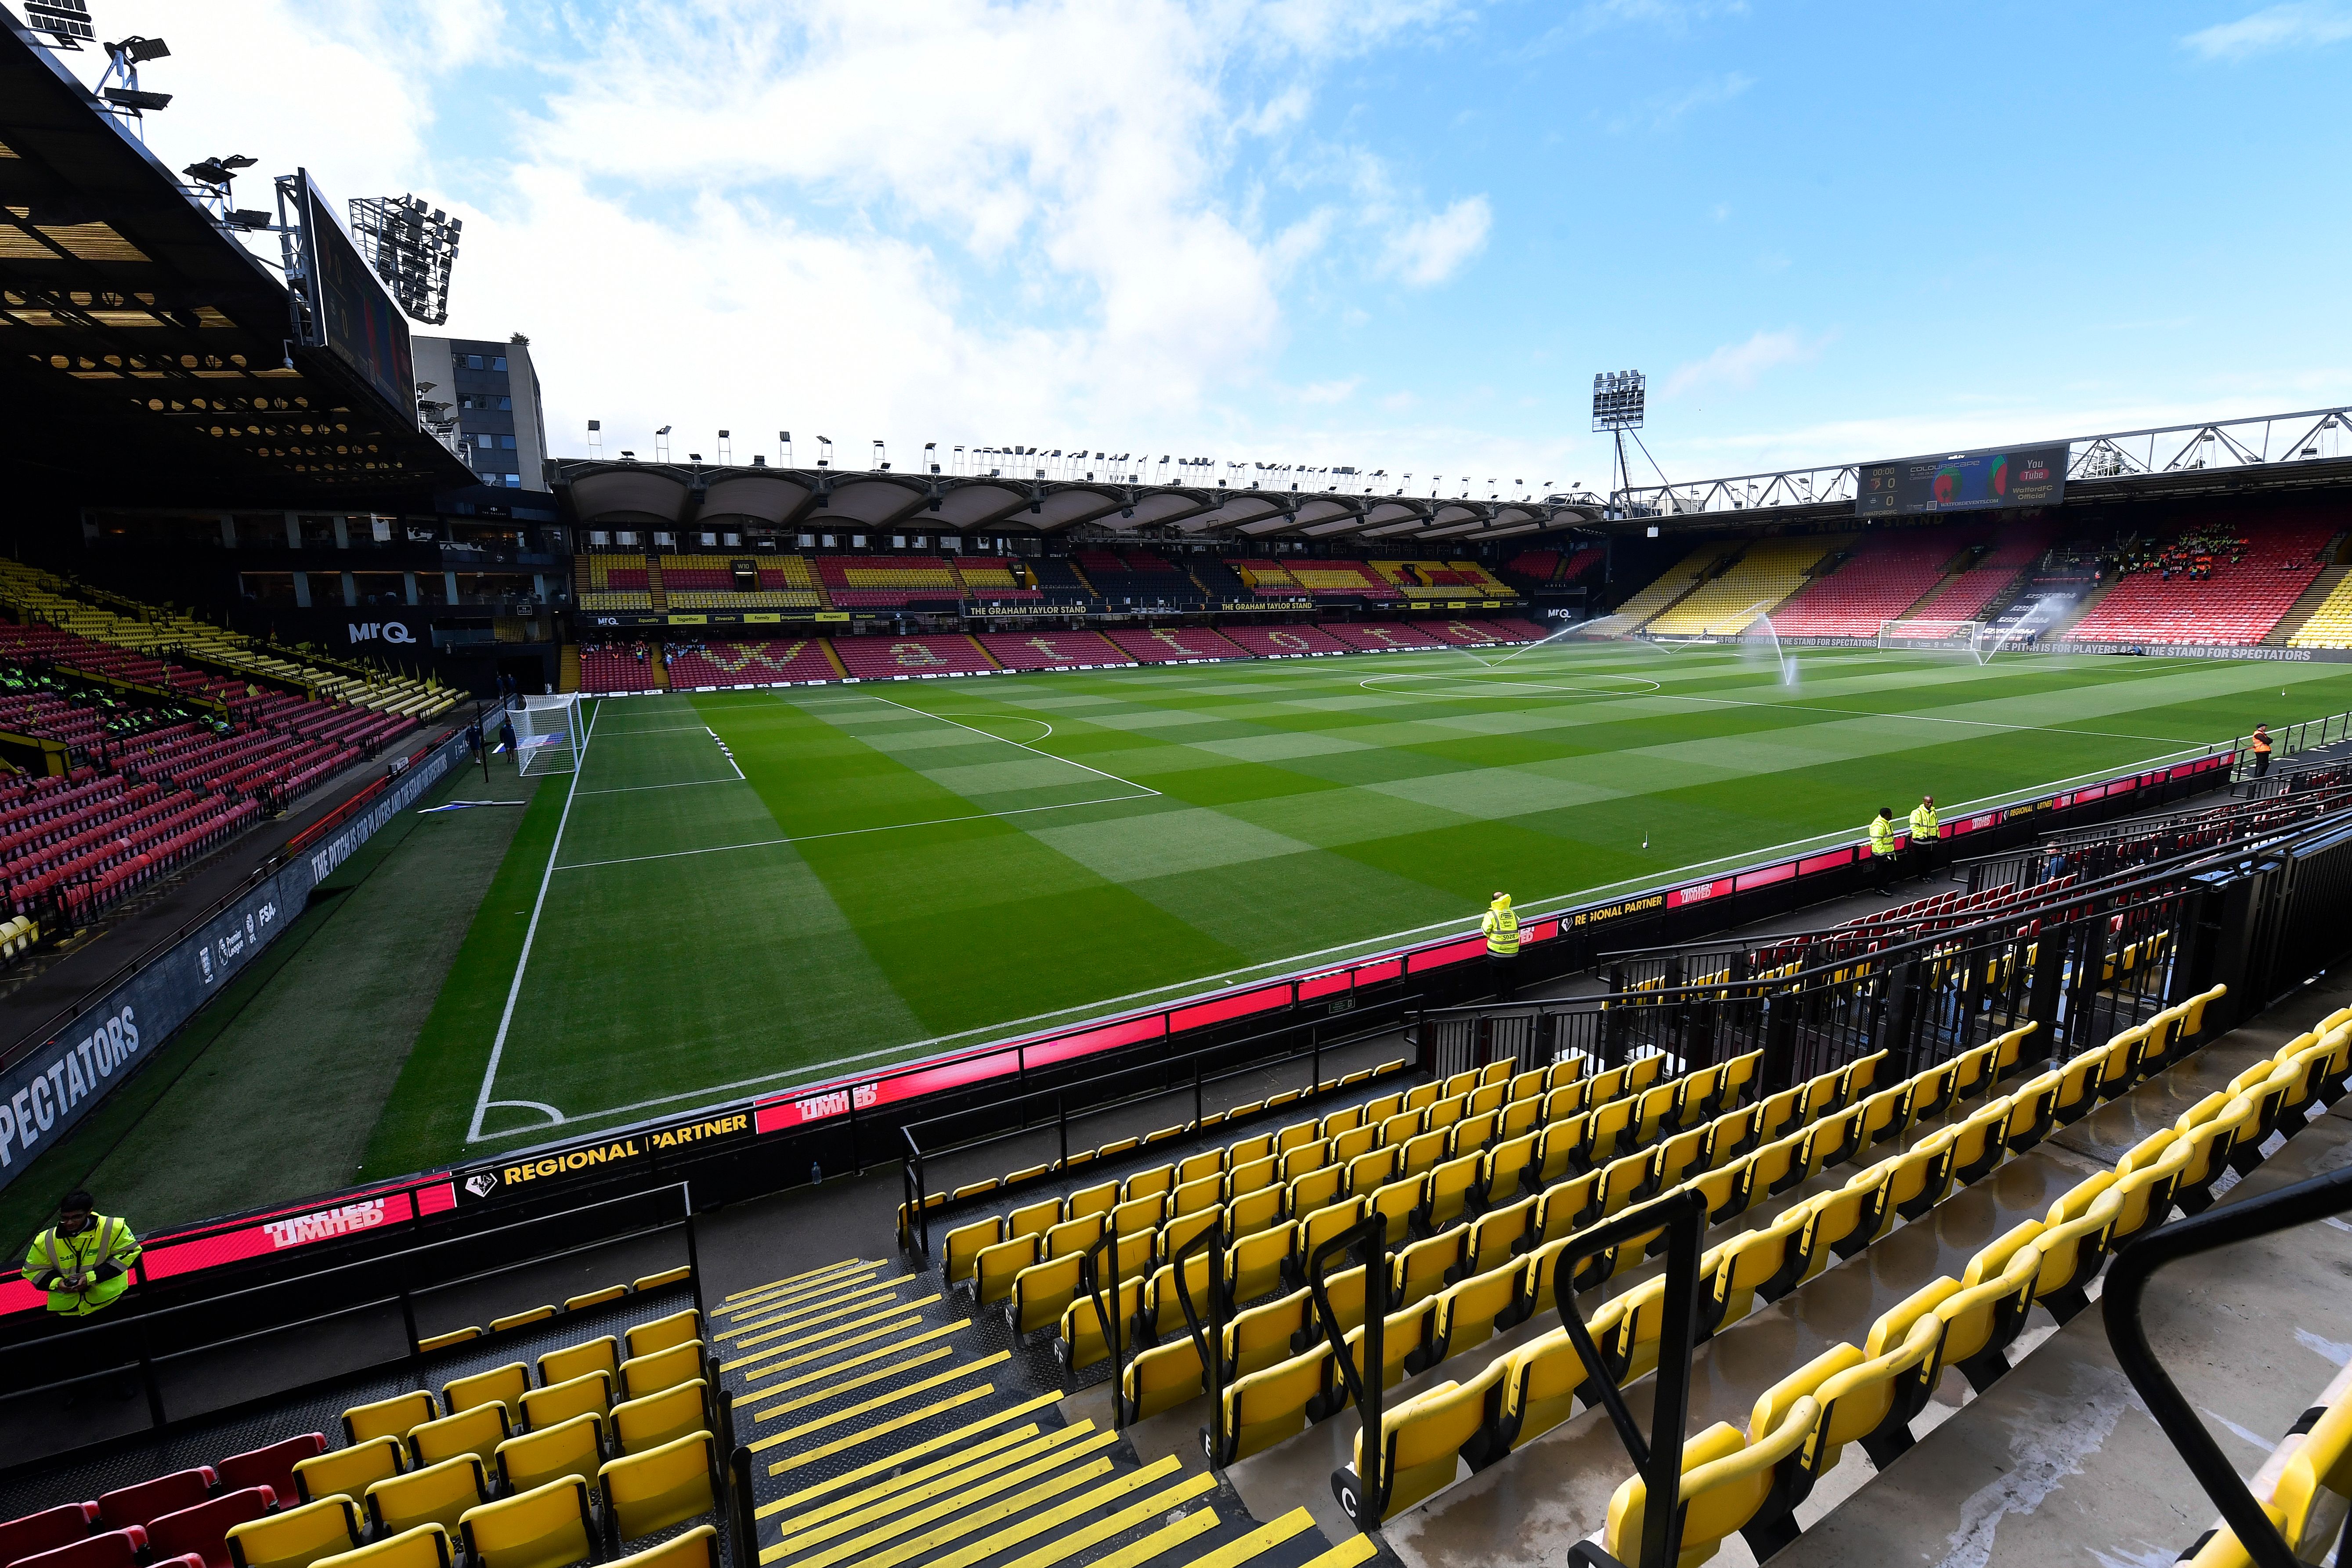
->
<box><xmin>1305</xmin><ymin>1213</ymin><xmax>1390</xmax><ymax>1532</ymax></box>
<box><xmin>1546</xmin><ymin>1185</ymin><xmax>1710</xmax><ymax>1568</ymax></box>
<box><xmin>1166</xmin><ymin>1220</ymin><xmax>1227</xmax><ymax>1465</ymax></box>
<box><xmin>1075</xmin><ymin>1226</ymin><xmax>1125</xmax><ymax>1431</ymax></box>
<box><xmin>2103</xmin><ymin>1162</ymin><xmax>2352</xmax><ymax>1568</ymax></box>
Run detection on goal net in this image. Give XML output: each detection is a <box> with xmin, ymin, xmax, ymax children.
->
<box><xmin>514</xmin><ymin>694</ymin><xmax>585</xmax><ymax>776</ymax></box>
<box><xmin>1877</xmin><ymin>618</ymin><xmax>1982</xmax><ymax>654</ymax></box>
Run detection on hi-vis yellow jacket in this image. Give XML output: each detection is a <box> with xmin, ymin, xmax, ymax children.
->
<box><xmin>23</xmin><ymin>1214</ymin><xmax>140</xmax><ymax>1316</ymax></box>
<box><xmin>1481</xmin><ymin>896</ymin><xmax>1521</xmax><ymax>956</ymax></box>
<box><xmin>1866</xmin><ymin>815</ymin><xmax>1898</xmax><ymax>857</ymax></box>
<box><xmin>1909</xmin><ymin>802</ymin><xmax>1940</xmax><ymax>839</ymax></box>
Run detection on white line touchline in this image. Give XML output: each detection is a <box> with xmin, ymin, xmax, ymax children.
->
<box><xmin>578</xmin><ymin>778</ymin><xmax>745</xmax><ymax>796</ymax></box>
<box><xmin>469</xmin><ymin>697</ymin><xmax>604</xmax><ymax>1142</ymax></box>
<box><xmin>551</xmin><ymin>791</ymin><xmax>1160</xmax><ymax>871</ymax></box>
<box><xmin>859</xmin><ymin>692</ymin><xmax>1161</xmax><ymax>796</ymax></box>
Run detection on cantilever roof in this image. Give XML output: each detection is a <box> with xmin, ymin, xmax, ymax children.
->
<box><xmin>554</xmin><ymin>459</ymin><xmax>1602</xmax><ymax>548</ymax></box>
<box><xmin>0</xmin><ymin>17</ymin><xmax>472</xmax><ymax>507</ymax></box>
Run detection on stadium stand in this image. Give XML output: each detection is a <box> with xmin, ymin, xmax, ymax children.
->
<box><xmin>1220</xmin><ymin>625</ymin><xmax>1353</xmax><ymax>658</ymax></box>
<box><xmin>1189</xmin><ymin>558</ymin><xmax>1254</xmax><ymax>601</ymax></box>
<box><xmin>1074</xmin><ymin>552</ymin><xmax>1201</xmax><ymax>606</ymax></box>
<box><xmin>659</xmin><ymin>640</ymin><xmax>841</xmax><ymax>688</ymax></box>
<box><xmin>1320</xmin><ymin>623</ymin><xmax>1444</xmax><ymax>652</ymax></box>
<box><xmin>954</xmin><ymin>558</ymin><xmax>1044</xmax><ymax>603</ymax></box>
<box><xmin>1104</xmin><ymin>627</ymin><xmax>1250</xmax><ymax>663</ymax></box>
<box><xmin>574</xmin><ymin>556</ymin><xmax>654</xmax><ymax>612</ymax></box>
<box><xmin>1576</xmin><ymin>541</ymin><xmax>1741</xmax><ymax>634</ymax></box>
<box><xmin>577</xmin><ymin>644</ymin><xmax>660</xmax><ymax>694</ymax></box>
<box><xmin>812</xmin><ymin>556</ymin><xmax>964</xmax><ymax>611</ymax></box>
<box><xmin>654</xmin><ymin>555</ymin><xmax>824</xmax><ymax>612</ymax></box>
<box><xmin>1407</xmin><ymin>620</ymin><xmax>1543</xmax><ymax>647</ymax></box>
<box><xmin>828</xmin><ymin>635</ymin><xmax>997</xmax><ymax>678</ymax></box>
<box><xmin>0</xmin><ymin>559</ymin><xmax>455</xmax><ymax>721</ymax></box>
<box><xmin>1028</xmin><ymin>557</ymin><xmax>1100</xmax><ymax>606</ymax></box>
<box><xmin>1642</xmin><ymin>535</ymin><xmax>1851</xmax><ymax>636</ymax></box>
<box><xmin>1367</xmin><ymin>562</ymin><xmax>1512</xmax><ymax>603</ymax></box>
<box><xmin>975</xmin><ymin>632</ymin><xmax>1135</xmax><ymax>672</ymax></box>
<box><xmin>1766</xmin><ymin>524</ymin><xmax>1983</xmax><ymax>637</ymax></box>
<box><xmin>1502</xmin><ymin>547</ymin><xmax>1602</xmax><ymax>591</ymax></box>
<box><xmin>1285</xmin><ymin>562</ymin><xmax>1390</xmax><ymax>601</ymax></box>
<box><xmin>2067</xmin><ymin>517</ymin><xmax>2338</xmax><ymax>645</ymax></box>
<box><xmin>2283</xmin><ymin>566</ymin><xmax>2352</xmax><ymax>648</ymax></box>
<box><xmin>1225</xmin><ymin>560</ymin><xmax>1308</xmax><ymax>599</ymax></box>
<box><xmin>1906</xmin><ymin>524</ymin><xmax>2053</xmax><ymax>625</ymax></box>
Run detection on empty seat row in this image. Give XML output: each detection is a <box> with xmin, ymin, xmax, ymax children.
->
<box><xmin>413</xmin><ymin>1266</ymin><xmax>690</xmax><ymax>1355</ymax></box>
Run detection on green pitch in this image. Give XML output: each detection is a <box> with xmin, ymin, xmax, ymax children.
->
<box><xmin>358</xmin><ymin>639</ymin><xmax>2352</xmax><ymax>1178</ymax></box>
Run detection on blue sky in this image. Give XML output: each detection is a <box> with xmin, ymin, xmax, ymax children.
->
<box><xmin>51</xmin><ymin>0</ymin><xmax>2352</xmax><ymax>493</ymax></box>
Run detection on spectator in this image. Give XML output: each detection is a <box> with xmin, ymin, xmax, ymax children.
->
<box><xmin>1481</xmin><ymin>891</ymin><xmax>1521</xmax><ymax>1001</ymax></box>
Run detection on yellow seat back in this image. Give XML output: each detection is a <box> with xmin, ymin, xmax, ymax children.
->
<box><xmin>1222</xmin><ymin>1344</ymin><xmax>1329</xmax><ymax>1461</ymax></box>
<box><xmin>520</xmin><ymin>1372</ymin><xmax>613</xmax><ymax>1434</ymax></box>
<box><xmin>1357</xmin><ymin>1360</ymin><xmax>1505</xmax><ymax>1519</ymax></box>
<box><xmin>598</xmin><ymin>1431</ymin><xmax>716</xmax><ymax>1543</ymax></box>
<box><xmin>310</xmin><ymin>1525</ymin><xmax>452</xmax><ymax>1568</ymax></box>
<box><xmin>294</xmin><ymin>1437</ymin><xmax>405</xmax><ymax>1506</ymax></box>
<box><xmin>619</xmin><ymin>1340</ymin><xmax>704</xmax><ymax>1403</ymax></box>
<box><xmin>537</xmin><ymin>1338</ymin><xmax>618</xmax><ymax>1390</ymax></box>
<box><xmin>459</xmin><ymin>1477</ymin><xmax>596</xmax><ymax>1568</ymax></box>
<box><xmin>227</xmin><ymin>1497</ymin><xmax>361</xmax><ymax>1568</ymax></box>
<box><xmin>410</xmin><ymin>1402</ymin><xmax>509</xmax><ymax>1470</ymax></box>
<box><xmin>606</xmin><ymin>1527</ymin><xmax>715</xmax><ymax>1568</ymax></box>
<box><xmin>611</xmin><ymin>1380</ymin><xmax>707</xmax><ymax>1456</ymax></box>
<box><xmin>367</xmin><ymin>1456</ymin><xmax>489</xmax><ymax>1540</ymax></box>
<box><xmin>345</xmin><ymin>1390</ymin><xmax>438</xmax><ymax>1447</ymax></box>
<box><xmin>625</xmin><ymin>1310</ymin><xmax>699</xmax><ymax>1361</ymax></box>
<box><xmin>495</xmin><ymin>1413</ymin><xmax>604</xmax><ymax>1496</ymax></box>
<box><xmin>1223</xmin><ymin>1289</ymin><xmax>1309</xmax><ymax>1379</ymax></box>
<box><xmin>443</xmin><ymin>1363</ymin><xmax>528</xmax><ymax>1419</ymax></box>
<box><xmin>1121</xmin><ymin>1335</ymin><xmax>1205</xmax><ymax>1422</ymax></box>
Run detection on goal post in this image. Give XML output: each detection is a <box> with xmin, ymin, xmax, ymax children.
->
<box><xmin>1876</xmin><ymin>618</ymin><xmax>1983</xmax><ymax>655</ymax></box>
<box><xmin>514</xmin><ymin>694</ymin><xmax>585</xmax><ymax>776</ymax></box>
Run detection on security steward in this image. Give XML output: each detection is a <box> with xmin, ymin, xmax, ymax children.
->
<box><xmin>1481</xmin><ymin>890</ymin><xmax>1522</xmax><ymax>1001</ymax></box>
<box><xmin>2251</xmin><ymin>723</ymin><xmax>2273</xmax><ymax>780</ymax></box>
<box><xmin>1866</xmin><ymin>806</ymin><xmax>1901</xmax><ymax>892</ymax></box>
<box><xmin>24</xmin><ymin>1191</ymin><xmax>140</xmax><ymax>1318</ymax></box>
<box><xmin>1907</xmin><ymin>794</ymin><xmax>1940</xmax><ymax>880</ymax></box>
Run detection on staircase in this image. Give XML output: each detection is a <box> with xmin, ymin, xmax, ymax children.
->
<box><xmin>2264</xmin><ymin>562</ymin><xmax>2350</xmax><ymax>645</ymax></box>
<box><xmin>645</xmin><ymin>553</ymin><xmax>668</xmax><ymax>614</ymax></box>
<box><xmin>2038</xmin><ymin>573</ymin><xmax>2121</xmax><ymax>641</ymax></box>
<box><xmin>558</xmin><ymin>645</ymin><xmax>581</xmax><ymax>694</ymax></box>
<box><xmin>647</xmin><ymin>650</ymin><xmax>670</xmax><ymax>689</ymax></box>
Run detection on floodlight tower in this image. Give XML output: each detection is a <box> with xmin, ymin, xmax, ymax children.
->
<box><xmin>1592</xmin><ymin>370</ymin><xmax>1646</xmax><ymax>519</ymax></box>
<box><xmin>348</xmin><ymin>195</ymin><xmax>462</xmax><ymax>324</ymax></box>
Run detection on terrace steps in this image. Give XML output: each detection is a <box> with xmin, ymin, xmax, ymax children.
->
<box><xmin>558</xmin><ymin>645</ymin><xmax>581</xmax><ymax>693</ymax></box>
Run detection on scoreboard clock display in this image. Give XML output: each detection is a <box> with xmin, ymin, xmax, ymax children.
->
<box><xmin>1856</xmin><ymin>444</ymin><xmax>2066</xmax><ymax>516</ymax></box>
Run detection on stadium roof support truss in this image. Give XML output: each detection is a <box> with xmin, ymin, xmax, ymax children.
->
<box><xmin>1620</xmin><ymin>404</ymin><xmax>2352</xmax><ymax>522</ymax></box>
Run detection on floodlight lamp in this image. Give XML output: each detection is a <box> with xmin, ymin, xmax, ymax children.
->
<box><xmin>719</xmin><ymin>429</ymin><xmax>730</xmax><ymax>439</ymax></box>
<box><xmin>227</xmin><ymin>209</ymin><xmax>270</xmax><ymax>230</ymax></box>
<box><xmin>25</xmin><ymin>0</ymin><xmax>94</xmax><ymax>48</ymax></box>
<box><xmin>109</xmin><ymin>33</ymin><xmax>169</xmax><ymax>61</ymax></box>
<box><xmin>103</xmin><ymin>86</ymin><xmax>171</xmax><ymax>110</ymax></box>
<box><xmin>688</xmin><ymin>453</ymin><xmax>702</xmax><ymax>462</ymax></box>
<box><xmin>656</xmin><ymin>425</ymin><xmax>672</xmax><ymax>436</ymax></box>
<box><xmin>588</xmin><ymin>419</ymin><xmax>601</xmax><ymax>431</ymax></box>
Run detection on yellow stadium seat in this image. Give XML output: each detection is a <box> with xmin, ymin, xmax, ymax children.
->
<box><xmin>1343</xmin><ymin>1360</ymin><xmax>1506</xmax><ymax>1522</ymax></box>
<box><xmin>311</xmin><ymin>1526</ymin><xmax>451</xmax><ymax>1568</ymax></box>
<box><xmin>1497</xmin><ymin>1327</ymin><xmax>1584</xmax><ymax>1449</ymax></box>
<box><xmin>366</xmin><ymin>1456</ymin><xmax>490</xmax><ymax>1541</ymax></box>
<box><xmin>443</xmin><ymin>1364</ymin><xmax>529</xmax><ymax>1420</ymax></box>
<box><xmin>1058</xmin><ymin>1275</ymin><xmax>1145</xmax><ymax>1374</ymax></box>
<box><xmin>1464</xmin><ymin>1195</ymin><xmax>1535</xmax><ymax>1276</ymax></box>
<box><xmin>611</xmin><ymin>1381</ymin><xmax>706</xmax><ymax>1456</ymax></box>
<box><xmin>294</xmin><ymin>1437</ymin><xmax>406</xmax><ymax>1505</ymax></box>
<box><xmin>632</xmin><ymin>1268</ymin><xmax>692</xmax><ymax>1293</ymax></box>
<box><xmin>1228</xmin><ymin>1187</ymin><xmax>1285</xmax><ymax>1239</ymax></box>
<box><xmin>1604</xmin><ymin>1401</ymin><xmax>1820</xmax><ymax>1568</ymax></box>
<box><xmin>537</xmin><ymin>1338</ymin><xmax>618</xmax><ymax>1390</ymax></box>
<box><xmin>459</xmin><ymin>1476</ymin><xmax>596</xmax><ymax>1568</ymax></box>
<box><xmin>1224</xmin><ymin>1289</ymin><xmax>1312</xmax><ymax>1379</ymax></box>
<box><xmin>521</xmin><ymin>1372</ymin><xmax>613</xmax><ymax>1434</ymax></box>
<box><xmin>599</xmin><ymin>1431</ymin><xmax>717</xmax><ymax>1543</ymax></box>
<box><xmin>1121</xmin><ymin>1336</ymin><xmax>1206</xmax><ymax>1423</ymax></box>
<box><xmin>606</xmin><ymin>1525</ymin><xmax>715</xmax><ymax>1568</ymax></box>
<box><xmin>1420</xmin><ymin>1153</ymin><xmax>1484</xmax><ymax>1232</ymax></box>
<box><xmin>409</xmin><ymin>1402</ymin><xmax>509</xmax><ymax>1471</ymax></box>
<box><xmin>1012</xmin><ymin>1253</ymin><xmax>1086</xmax><ymax>1337</ymax></box>
<box><xmin>227</xmin><ymin>1497</ymin><xmax>361</xmax><ymax>1568</ymax></box>
<box><xmin>1227</xmin><ymin>1224</ymin><xmax>1294</xmax><ymax>1305</ymax></box>
<box><xmin>1427</xmin><ymin>1264</ymin><xmax>1519</xmax><ymax>1364</ymax></box>
<box><xmin>495</xmin><ymin>1413</ymin><xmax>605</xmax><ymax>1497</ymax></box>
<box><xmin>1391</xmin><ymin>1232</ymin><xmax>1462</xmax><ymax>1310</ymax></box>
<box><xmin>1216</xmin><ymin>1344</ymin><xmax>1333</xmax><ymax>1463</ymax></box>
<box><xmin>345</xmin><ymin>1390</ymin><xmax>438</xmax><ymax>1447</ymax></box>
<box><xmin>1066</xmin><ymin>1179</ymin><xmax>1120</xmax><ymax>1220</ymax></box>
<box><xmin>417</xmin><ymin>1329</ymin><xmax>481</xmax><ymax>1355</ymax></box>
<box><xmin>624</xmin><ymin>1311</ymin><xmax>699</xmax><ymax>1361</ymax></box>
<box><xmin>491</xmin><ymin>1307</ymin><xmax>556</xmax><ymax>1335</ymax></box>
<box><xmin>619</xmin><ymin>1341</ymin><xmax>702</xmax><ymax>1403</ymax></box>
<box><xmin>563</xmin><ymin>1286</ymin><xmax>628</xmax><ymax>1313</ymax></box>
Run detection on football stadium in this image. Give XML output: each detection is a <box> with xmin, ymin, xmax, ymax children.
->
<box><xmin>3</xmin><ymin>8</ymin><xmax>2352</xmax><ymax>1568</ymax></box>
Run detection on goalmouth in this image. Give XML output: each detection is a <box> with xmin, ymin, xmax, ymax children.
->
<box><xmin>1876</xmin><ymin>618</ymin><xmax>1985</xmax><ymax>655</ymax></box>
<box><xmin>515</xmin><ymin>694</ymin><xmax>586</xmax><ymax>776</ymax></box>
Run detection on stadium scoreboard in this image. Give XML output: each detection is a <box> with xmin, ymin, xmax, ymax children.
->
<box><xmin>1856</xmin><ymin>444</ymin><xmax>2066</xmax><ymax>516</ymax></box>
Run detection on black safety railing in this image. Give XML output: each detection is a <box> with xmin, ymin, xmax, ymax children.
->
<box><xmin>1166</xmin><ymin>1220</ymin><xmax>1228</xmax><ymax>1465</ymax></box>
<box><xmin>0</xmin><ymin>1184</ymin><xmax>702</xmax><ymax>1481</ymax></box>
<box><xmin>1419</xmin><ymin>872</ymin><xmax>2208</xmax><ymax>1096</ymax></box>
<box><xmin>2105</xmin><ymin>1162</ymin><xmax>2352</xmax><ymax>1568</ymax></box>
<box><xmin>1554</xmin><ymin>1186</ymin><xmax>1712</xmax><ymax>1568</ymax></box>
<box><xmin>1308</xmin><ymin>1213</ymin><xmax>1393</xmax><ymax>1532</ymax></box>
<box><xmin>900</xmin><ymin>1017</ymin><xmax>1418</xmax><ymax>1255</ymax></box>
<box><xmin>2232</xmin><ymin>706</ymin><xmax>2352</xmax><ymax>782</ymax></box>
<box><xmin>1076</xmin><ymin>1227</ymin><xmax>1126</xmax><ymax>1429</ymax></box>
<box><xmin>1960</xmin><ymin>783</ymin><xmax>2352</xmax><ymax>895</ymax></box>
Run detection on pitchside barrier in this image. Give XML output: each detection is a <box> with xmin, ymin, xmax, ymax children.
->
<box><xmin>0</xmin><ymin>744</ymin><xmax>2240</xmax><ymax>1339</ymax></box>
<box><xmin>0</xmin><ymin>726</ymin><xmax>474</xmax><ymax>1197</ymax></box>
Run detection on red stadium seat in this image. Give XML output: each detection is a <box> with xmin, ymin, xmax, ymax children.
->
<box><xmin>12</xmin><ymin>1529</ymin><xmax>169</xmax><ymax>1568</ymax></box>
<box><xmin>0</xmin><ymin>1505</ymin><xmax>101</xmax><ymax>1566</ymax></box>
<box><xmin>98</xmin><ymin>1470</ymin><xmax>216</xmax><ymax>1533</ymax></box>
<box><xmin>145</xmin><ymin>1491</ymin><xmax>274</xmax><ymax>1568</ymax></box>
<box><xmin>215</xmin><ymin>1437</ymin><xmax>325</xmax><ymax>1508</ymax></box>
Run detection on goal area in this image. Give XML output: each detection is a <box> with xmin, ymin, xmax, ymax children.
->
<box><xmin>514</xmin><ymin>694</ymin><xmax>585</xmax><ymax>776</ymax></box>
<box><xmin>1876</xmin><ymin>618</ymin><xmax>1985</xmax><ymax>654</ymax></box>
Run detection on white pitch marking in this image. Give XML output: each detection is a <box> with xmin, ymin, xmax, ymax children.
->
<box><xmin>468</xmin><ymin>698</ymin><xmax>603</xmax><ymax>1143</ymax></box>
<box><xmin>856</xmin><ymin>692</ymin><xmax>1159</xmax><ymax>796</ymax></box>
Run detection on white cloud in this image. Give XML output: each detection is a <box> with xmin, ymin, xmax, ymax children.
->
<box><xmin>1295</xmin><ymin>378</ymin><xmax>1362</xmax><ymax>404</ymax></box>
<box><xmin>1379</xmin><ymin>196</ymin><xmax>1493</xmax><ymax>286</ymax></box>
<box><xmin>1662</xmin><ymin>328</ymin><xmax>1825</xmax><ymax>397</ymax></box>
<box><xmin>2183</xmin><ymin>2</ymin><xmax>2352</xmax><ymax>58</ymax></box>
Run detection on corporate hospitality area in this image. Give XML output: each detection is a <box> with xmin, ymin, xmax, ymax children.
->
<box><xmin>3</xmin><ymin>10</ymin><xmax>2352</xmax><ymax>1568</ymax></box>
